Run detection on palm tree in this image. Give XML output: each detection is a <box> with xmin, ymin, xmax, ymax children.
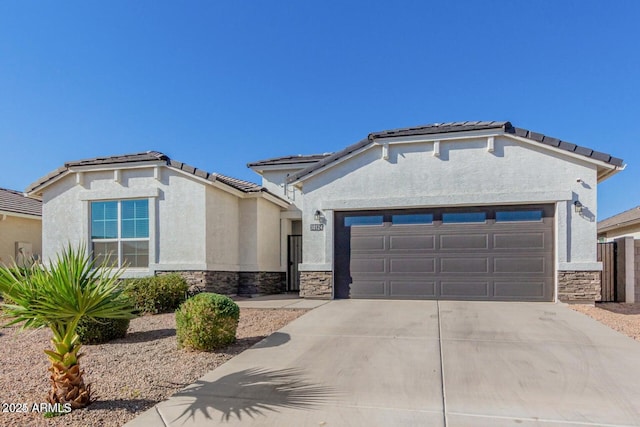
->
<box><xmin>0</xmin><ymin>244</ymin><xmax>134</xmax><ymax>410</ymax></box>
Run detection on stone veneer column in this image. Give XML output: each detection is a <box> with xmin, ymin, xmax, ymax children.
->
<box><xmin>557</xmin><ymin>271</ymin><xmax>601</xmax><ymax>303</ymax></box>
<box><xmin>299</xmin><ymin>271</ymin><xmax>332</xmax><ymax>299</ymax></box>
<box><xmin>237</xmin><ymin>272</ymin><xmax>286</xmax><ymax>296</ymax></box>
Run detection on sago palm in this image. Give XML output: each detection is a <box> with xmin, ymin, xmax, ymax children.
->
<box><xmin>0</xmin><ymin>244</ymin><xmax>134</xmax><ymax>409</ymax></box>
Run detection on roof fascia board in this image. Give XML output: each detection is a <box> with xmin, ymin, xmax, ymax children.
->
<box><xmin>504</xmin><ymin>134</ymin><xmax>620</xmax><ymax>172</ymax></box>
<box><xmin>249</xmin><ymin>163</ymin><xmax>314</xmax><ymax>173</ymax></box>
<box><xmin>289</xmin><ymin>144</ymin><xmax>373</xmax><ymax>185</ymax></box>
<box><xmin>0</xmin><ymin>210</ymin><xmax>41</xmax><ymax>220</ymax></box>
<box><xmin>26</xmin><ymin>171</ymin><xmax>72</xmax><ymax>197</ymax></box>
<box><xmin>372</xmin><ymin>129</ymin><xmax>502</xmax><ymax>145</ymax></box>
<box><xmin>168</xmin><ymin>166</ymin><xmax>246</xmax><ymax>198</ymax></box>
<box><xmin>244</xmin><ymin>191</ymin><xmax>290</xmax><ymax>208</ymax></box>
<box><xmin>598</xmin><ymin>217</ymin><xmax>640</xmax><ymax>233</ymax></box>
<box><xmin>69</xmin><ymin>161</ymin><xmax>167</xmax><ymax>173</ymax></box>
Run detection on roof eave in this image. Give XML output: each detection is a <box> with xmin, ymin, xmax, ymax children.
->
<box><xmin>598</xmin><ymin>217</ymin><xmax>640</xmax><ymax>233</ymax></box>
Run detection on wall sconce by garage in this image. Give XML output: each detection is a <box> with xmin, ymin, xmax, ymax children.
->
<box><xmin>573</xmin><ymin>200</ymin><xmax>583</xmax><ymax>214</ymax></box>
<box><xmin>314</xmin><ymin>210</ymin><xmax>323</xmax><ymax>221</ymax></box>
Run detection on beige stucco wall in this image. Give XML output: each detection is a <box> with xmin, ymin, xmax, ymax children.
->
<box><xmin>256</xmin><ymin>197</ymin><xmax>282</xmax><ymax>270</ymax></box>
<box><xmin>0</xmin><ymin>215</ymin><xmax>42</xmax><ymax>266</ymax></box>
<box><xmin>599</xmin><ymin>223</ymin><xmax>640</xmax><ymax>241</ymax></box>
<box><xmin>205</xmin><ymin>185</ymin><xmax>240</xmax><ymax>269</ymax></box>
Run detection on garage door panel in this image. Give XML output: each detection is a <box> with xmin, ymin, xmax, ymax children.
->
<box><xmin>390</xmin><ymin>258</ymin><xmax>435</xmax><ymax>273</ymax></box>
<box><xmin>494</xmin><ymin>257</ymin><xmax>545</xmax><ymax>273</ymax></box>
<box><xmin>494</xmin><ymin>233</ymin><xmax>545</xmax><ymax>249</ymax></box>
<box><xmin>351</xmin><ymin>235</ymin><xmax>385</xmax><ymax>251</ymax></box>
<box><xmin>390</xmin><ymin>235</ymin><xmax>435</xmax><ymax>250</ymax></box>
<box><xmin>336</xmin><ymin>205</ymin><xmax>554</xmax><ymax>301</ymax></box>
<box><xmin>440</xmin><ymin>234</ymin><xmax>488</xmax><ymax>250</ymax></box>
<box><xmin>440</xmin><ymin>258</ymin><xmax>489</xmax><ymax>273</ymax></box>
<box><xmin>390</xmin><ymin>281</ymin><xmax>436</xmax><ymax>297</ymax></box>
<box><xmin>350</xmin><ymin>281</ymin><xmax>386</xmax><ymax>297</ymax></box>
<box><xmin>441</xmin><ymin>281</ymin><xmax>490</xmax><ymax>298</ymax></box>
<box><xmin>351</xmin><ymin>258</ymin><xmax>386</xmax><ymax>273</ymax></box>
<box><xmin>494</xmin><ymin>281</ymin><xmax>546</xmax><ymax>298</ymax></box>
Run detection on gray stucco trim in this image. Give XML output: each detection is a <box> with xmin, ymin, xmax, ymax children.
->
<box><xmin>79</xmin><ymin>188</ymin><xmax>160</xmax><ymax>201</ymax></box>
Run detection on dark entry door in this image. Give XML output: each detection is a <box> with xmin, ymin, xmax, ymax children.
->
<box><xmin>334</xmin><ymin>205</ymin><xmax>554</xmax><ymax>301</ymax></box>
<box><xmin>287</xmin><ymin>235</ymin><xmax>302</xmax><ymax>291</ymax></box>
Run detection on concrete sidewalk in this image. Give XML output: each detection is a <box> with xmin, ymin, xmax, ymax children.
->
<box><xmin>125</xmin><ymin>300</ymin><xmax>640</xmax><ymax>427</ymax></box>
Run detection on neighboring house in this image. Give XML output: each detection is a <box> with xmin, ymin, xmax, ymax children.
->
<box><xmin>598</xmin><ymin>206</ymin><xmax>640</xmax><ymax>241</ymax></box>
<box><xmin>0</xmin><ymin>187</ymin><xmax>42</xmax><ymax>267</ymax></box>
<box><xmin>250</xmin><ymin>121</ymin><xmax>624</xmax><ymax>303</ymax></box>
<box><xmin>26</xmin><ymin>152</ymin><xmax>290</xmax><ymax>295</ymax></box>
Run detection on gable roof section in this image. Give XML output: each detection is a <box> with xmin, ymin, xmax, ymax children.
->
<box><xmin>248</xmin><ymin>153</ymin><xmax>332</xmax><ymax>168</ymax></box>
<box><xmin>286</xmin><ymin>121</ymin><xmax>624</xmax><ymax>184</ymax></box>
<box><xmin>27</xmin><ymin>151</ymin><xmax>273</xmax><ymax>197</ymax></box>
<box><xmin>0</xmin><ymin>187</ymin><xmax>42</xmax><ymax>217</ymax></box>
<box><xmin>598</xmin><ymin>206</ymin><xmax>640</xmax><ymax>233</ymax></box>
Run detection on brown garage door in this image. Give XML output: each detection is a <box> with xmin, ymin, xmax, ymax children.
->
<box><xmin>334</xmin><ymin>205</ymin><xmax>554</xmax><ymax>301</ymax></box>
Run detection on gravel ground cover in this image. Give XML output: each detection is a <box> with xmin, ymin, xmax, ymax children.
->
<box><xmin>570</xmin><ymin>302</ymin><xmax>640</xmax><ymax>341</ymax></box>
<box><xmin>0</xmin><ymin>308</ymin><xmax>307</xmax><ymax>427</ymax></box>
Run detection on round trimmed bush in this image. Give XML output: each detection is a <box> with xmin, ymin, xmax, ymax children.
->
<box><xmin>77</xmin><ymin>317</ymin><xmax>130</xmax><ymax>344</ymax></box>
<box><xmin>176</xmin><ymin>293</ymin><xmax>240</xmax><ymax>351</ymax></box>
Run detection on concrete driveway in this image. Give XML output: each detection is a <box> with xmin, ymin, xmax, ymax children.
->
<box><xmin>126</xmin><ymin>300</ymin><xmax>640</xmax><ymax>427</ymax></box>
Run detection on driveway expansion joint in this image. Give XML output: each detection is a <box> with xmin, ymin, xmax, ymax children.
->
<box><xmin>437</xmin><ymin>300</ymin><xmax>448</xmax><ymax>427</ymax></box>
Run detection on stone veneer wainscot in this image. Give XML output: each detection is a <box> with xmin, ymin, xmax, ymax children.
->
<box><xmin>156</xmin><ymin>271</ymin><xmax>285</xmax><ymax>296</ymax></box>
<box><xmin>557</xmin><ymin>271</ymin><xmax>601</xmax><ymax>303</ymax></box>
<box><xmin>299</xmin><ymin>271</ymin><xmax>332</xmax><ymax>299</ymax></box>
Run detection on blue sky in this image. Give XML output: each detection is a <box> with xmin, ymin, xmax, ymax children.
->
<box><xmin>1</xmin><ymin>1</ymin><xmax>638</xmax><ymax>220</ymax></box>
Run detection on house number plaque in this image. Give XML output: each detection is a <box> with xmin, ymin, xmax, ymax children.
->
<box><xmin>310</xmin><ymin>224</ymin><xmax>324</xmax><ymax>231</ymax></box>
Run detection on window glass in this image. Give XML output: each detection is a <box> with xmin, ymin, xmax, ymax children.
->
<box><xmin>91</xmin><ymin>201</ymin><xmax>118</xmax><ymax>239</ymax></box>
<box><xmin>121</xmin><ymin>199</ymin><xmax>149</xmax><ymax>238</ymax></box>
<box><xmin>442</xmin><ymin>212</ymin><xmax>486</xmax><ymax>223</ymax></box>
<box><xmin>91</xmin><ymin>199</ymin><xmax>150</xmax><ymax>268</ymax></box>
<box><xmin>392</xmin><ymin>213</ymin><xmax>433</xmax><ymax>225</ymax></box>
<box><xmin>496</xmin><ymin>210</ymin><xmax>543</xmax><ymax>222</ymax></box>
<box><xmin>344</xmin><ymin>216</ymin><xmax>384</xmax><ymax>226</ymax></box>
<box><xmin>92</xmin><ymin>241</ymin><xmax>118</xmax><ymax>267</ymax></box>
<box><xmin>122</xmin><ymin>241</ymin><xmax>149</xmax><ymax>268</ymax></box>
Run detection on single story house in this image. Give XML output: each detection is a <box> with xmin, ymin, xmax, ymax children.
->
<box><xmin>249</xmin><ymin>121</ymin><xmax>624</xmax><ymax>302</ymax></box>
<box><xmin>598</xmin><ymin>206</ymin><xmax>640</xmax><ymax>241</ymax></box>
<box><xmin>26</xmin><ymin>152</ymin><xmax>290</xmax><ymax>295</ymax></box>
<box><xmin>0</xmin><ymin>187</ymin><xmax>42</xmax><ymax>267</ymax></box>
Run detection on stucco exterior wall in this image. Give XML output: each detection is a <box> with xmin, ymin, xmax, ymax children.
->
<box><xmin>599</xmin><ymin>224</ymin><xmax>640</xmax><ymax>241</ymax></box>
<box><xmin>256</xmin><ymin>197</ymin><xmax>282</xmax><ymax>270</ymax></box>
<box><xmin>297</xmin><ymin>136</ymin><xmax>599</xmax><ymax>272</ymax></box>
<box><xmin>0</xmin><ymin>215</ymin><xmax>42</xmax><ymax>266</ymax></box>
<box><xmin>260</xmin><ymin>170</ymin><xmax>304</xmax><ymax>210</ymax></box>
<box><xmin>205</xmin><ymin>185</ymin><xmax>240</xmax><ymax>270</ymax></box>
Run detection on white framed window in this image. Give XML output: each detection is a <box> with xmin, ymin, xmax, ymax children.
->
<box><xmin>91</xmin><ymin>199</ymin><xmax>149</xmax><ymax>268</ymax></box>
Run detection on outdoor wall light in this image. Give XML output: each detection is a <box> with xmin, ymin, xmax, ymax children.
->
<box><xmin>314</xmin><ymin>210</ymin><xmax>323</xmax><ymax>221</ymax></box>
<box><xmin>573</xmin><ymin>200</ymin><xmax>583</xmax><ymax>213</ymax></box>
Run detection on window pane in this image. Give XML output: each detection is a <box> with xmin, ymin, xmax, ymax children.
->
<box><xmin>91</xmin><ymin>201</ymin><xmax>118</xmax><ymax>239</ymax></box>
<box><xmin>442</xmin><ymin>212</ymin><xmax>486</xmax><ymax>223</ymax></box>
<box><xmin>92</xmin><ymin>241</ymin><xmax>118</xmax><ymax>267</ymax></box>
<box><xmin>121</xmin><ymin>199</ymin><xmax>149</xmax><ymax>238</ymax></box>
<box><xmin>122</xmin><ymin>241</ymin><xmax>149</xmax><ymax>268</ymax></box>
<box><xmin>496</xmin><ymin>210</ymin><xmax>543</xmax><ymax>222</ymax></box>
<box><xmin>344</xmin><ymin>215</ymin><xmax>384</xmax><ymax>227</ymax></box>
<box><xmin>392</xmin><ymin>214</ymin><xmax>433</xmax><ymax>225</ymax></box>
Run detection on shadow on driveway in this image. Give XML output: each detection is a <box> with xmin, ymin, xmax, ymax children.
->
<box><xmin>169</xmin><ymin>367</ymin><xmax>338</xmax><ymax>424</ymax></box>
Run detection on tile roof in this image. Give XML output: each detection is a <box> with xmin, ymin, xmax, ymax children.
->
<box><xmin>0</xmin><ymin>187</ymin><xmax>42</xmax><ymax>217</ymax></box>
<box><xmin>27</xmin><ymin>151</ymin><xmax>266</xmax><ymax>195</ymax></box>
<box><xmin>286</xmin><ymin>121</ymin><xmax>624</xmax><ymax>183</ymax></box>
<box><xmin>248</xmin><ymin>154</ymin><xmax>332</xmax><ymax>168</ymax></box>
<box><xmin>598</xmin><ymin>206</ymin><xmax>640</xmax><ymax>232</ymax></box>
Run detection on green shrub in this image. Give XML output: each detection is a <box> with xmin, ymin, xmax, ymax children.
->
<box><xmin>123</xmin><ymin>274</ymin><xmax>189</xmax><ymax>314</ymax></box>
<box><xmin>176</xmin><ymin>293</ymin><xmax>240</xmax><ymax>351</ymax></box>
<box><xmin>76</xmin><ymin>317</ymin><xmax>130</xmax><ymax>344</ymax></box>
